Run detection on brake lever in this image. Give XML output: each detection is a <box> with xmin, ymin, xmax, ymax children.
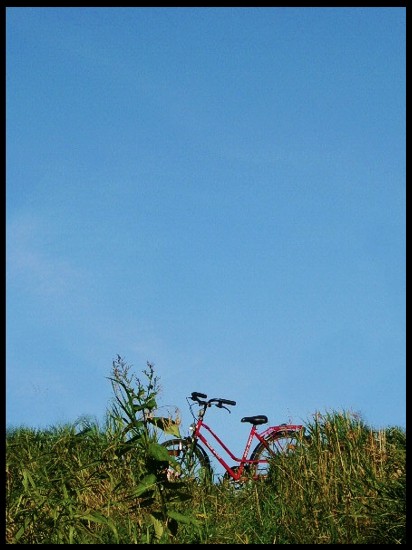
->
<box><xmin>217</xmin><ymin>403</ymin><xmax>231</xmax><ymax>413</ymax></box>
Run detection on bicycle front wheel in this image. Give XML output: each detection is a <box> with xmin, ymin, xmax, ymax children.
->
<box><xmin>250</xmin><ymin>430</ymin><xmax>305</xmax><ymax>478</ymax></box>
<box><xmin>161</xmin><ymin>438</ymin><xmax>212</xmax><ymax>483</ymax></box>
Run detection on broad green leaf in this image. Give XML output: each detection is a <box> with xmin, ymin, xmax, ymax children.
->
<box><xmin>147</xmin><ymin>417</ymin><xmax>181</xmax><ymax>437</ymax></box>
<box><xmin>122</xmin><ymin>421</ymin><xmax>144</xmax><ymax>436</ymax></box>
<box><xmin>115</xmin><ymin>443</ymin><xmax>132</xmax><ymax>458</ymax></box>
<box><xmin>149</xmin><ymin>513</ymin><xmax>164</xmax><ymax>540</ymax></box>
<box><xmin>167</xmin><ymin>510</ymin><xmax>200</xmax><ymax>526</ymax></box>
<box><xmin>105</xmin><ymin>516</ymin><xmax>119</xmax><ymax>543</ymax></box>
<box><xmin>147</xmin><ymin>442</ymin><xmax>174</xmax><ymax>462</ymax></box>
<box><xmin>145</xmin><ymin>397</ymin><xmax>157</xmax><ymax>410</ymax></box>
<box><xmin>13</xmin><ymin>525</ymin><xmax>25</xmax><ymax>542</ymax></box>
<box><xmin>165</xmin><ymin>490</ymin><xmax>193</xmax><ymax>502</ymax></box>
<box><xmin>75</xmin><ymin>511</ymin><xmax>109</xmax><ymax>524</ymax></box>
<box><xmin>128</xmin><ymin>473</ymin><xmax>157</xmax><ymax>497</ymax></box>
<box><xmin>22</xmin><ymin>469</ymin><xmax>35</xmax><ymax>491</ymax></box>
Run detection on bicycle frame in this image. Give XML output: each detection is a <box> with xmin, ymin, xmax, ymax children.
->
<box><xmin>190</xmin><ymin>411</ymin><xmax>303</xmax><ymax>481</ymax></box>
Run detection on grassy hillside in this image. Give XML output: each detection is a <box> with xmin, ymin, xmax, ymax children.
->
<box><xmin>6</xmin><ymin>360</ymin><xmax>405</xmax><ymax>544</ymax></box>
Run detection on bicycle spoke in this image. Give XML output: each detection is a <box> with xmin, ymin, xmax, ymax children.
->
<box><xmin>250</xmin><ymin>430</ymin><xmax>303</xmax><ymax>478</ymax></box>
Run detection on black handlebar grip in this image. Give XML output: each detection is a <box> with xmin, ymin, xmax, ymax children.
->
<box><xmin>191</xmin><ymin>391</ymin><xmax>207</xmax><ymax>400</ymax></box>
<box><xmin>210</xmin><ymin>398</ymin><xmax>236</xmax><ymax>407</ymax></box>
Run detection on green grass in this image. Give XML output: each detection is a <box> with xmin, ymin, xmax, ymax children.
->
<box><xmin>6</xmin><ymin>360</ymin><xmax>406</xmax><ymax>544</ymax></box>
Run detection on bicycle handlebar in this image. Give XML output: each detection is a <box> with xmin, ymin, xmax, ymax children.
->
<box><xmin>190</xmin><ymin>392</ymin><xmax>236</xmax><ymax>408</ymax></box>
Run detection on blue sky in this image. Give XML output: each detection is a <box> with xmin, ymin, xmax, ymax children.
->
<box><xmin>6</xmin><ymin>7</ymin><xmax>405</xmax><ymax>460</ymax></box>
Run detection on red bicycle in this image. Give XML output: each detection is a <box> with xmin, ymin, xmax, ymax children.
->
<box><xmin>162</xmin><ymin>391</ymin><xmax>307</xmax><ymax>483</ymax></box>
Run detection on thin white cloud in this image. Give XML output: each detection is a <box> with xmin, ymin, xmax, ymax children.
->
<box><xmin>6</xmin><ymin>212</ymin><xmax>87</xmax><ymax>298</ymax></box>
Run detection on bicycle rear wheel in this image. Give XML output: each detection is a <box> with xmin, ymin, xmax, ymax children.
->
<box><xmin>161</xmin><ymin>438</ymin><xmax>212</xmax><ymax>483</ymax></box>
<box><xmin>250</xmin><ymin>430</ymin><xmax>305</xmax><ymax>478</ymax></box>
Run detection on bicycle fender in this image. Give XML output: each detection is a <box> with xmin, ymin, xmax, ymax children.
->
<box><xmin>259</xmin><ymin>424</ymin><xmax>304</xmax><ymax>439</ymax></box>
